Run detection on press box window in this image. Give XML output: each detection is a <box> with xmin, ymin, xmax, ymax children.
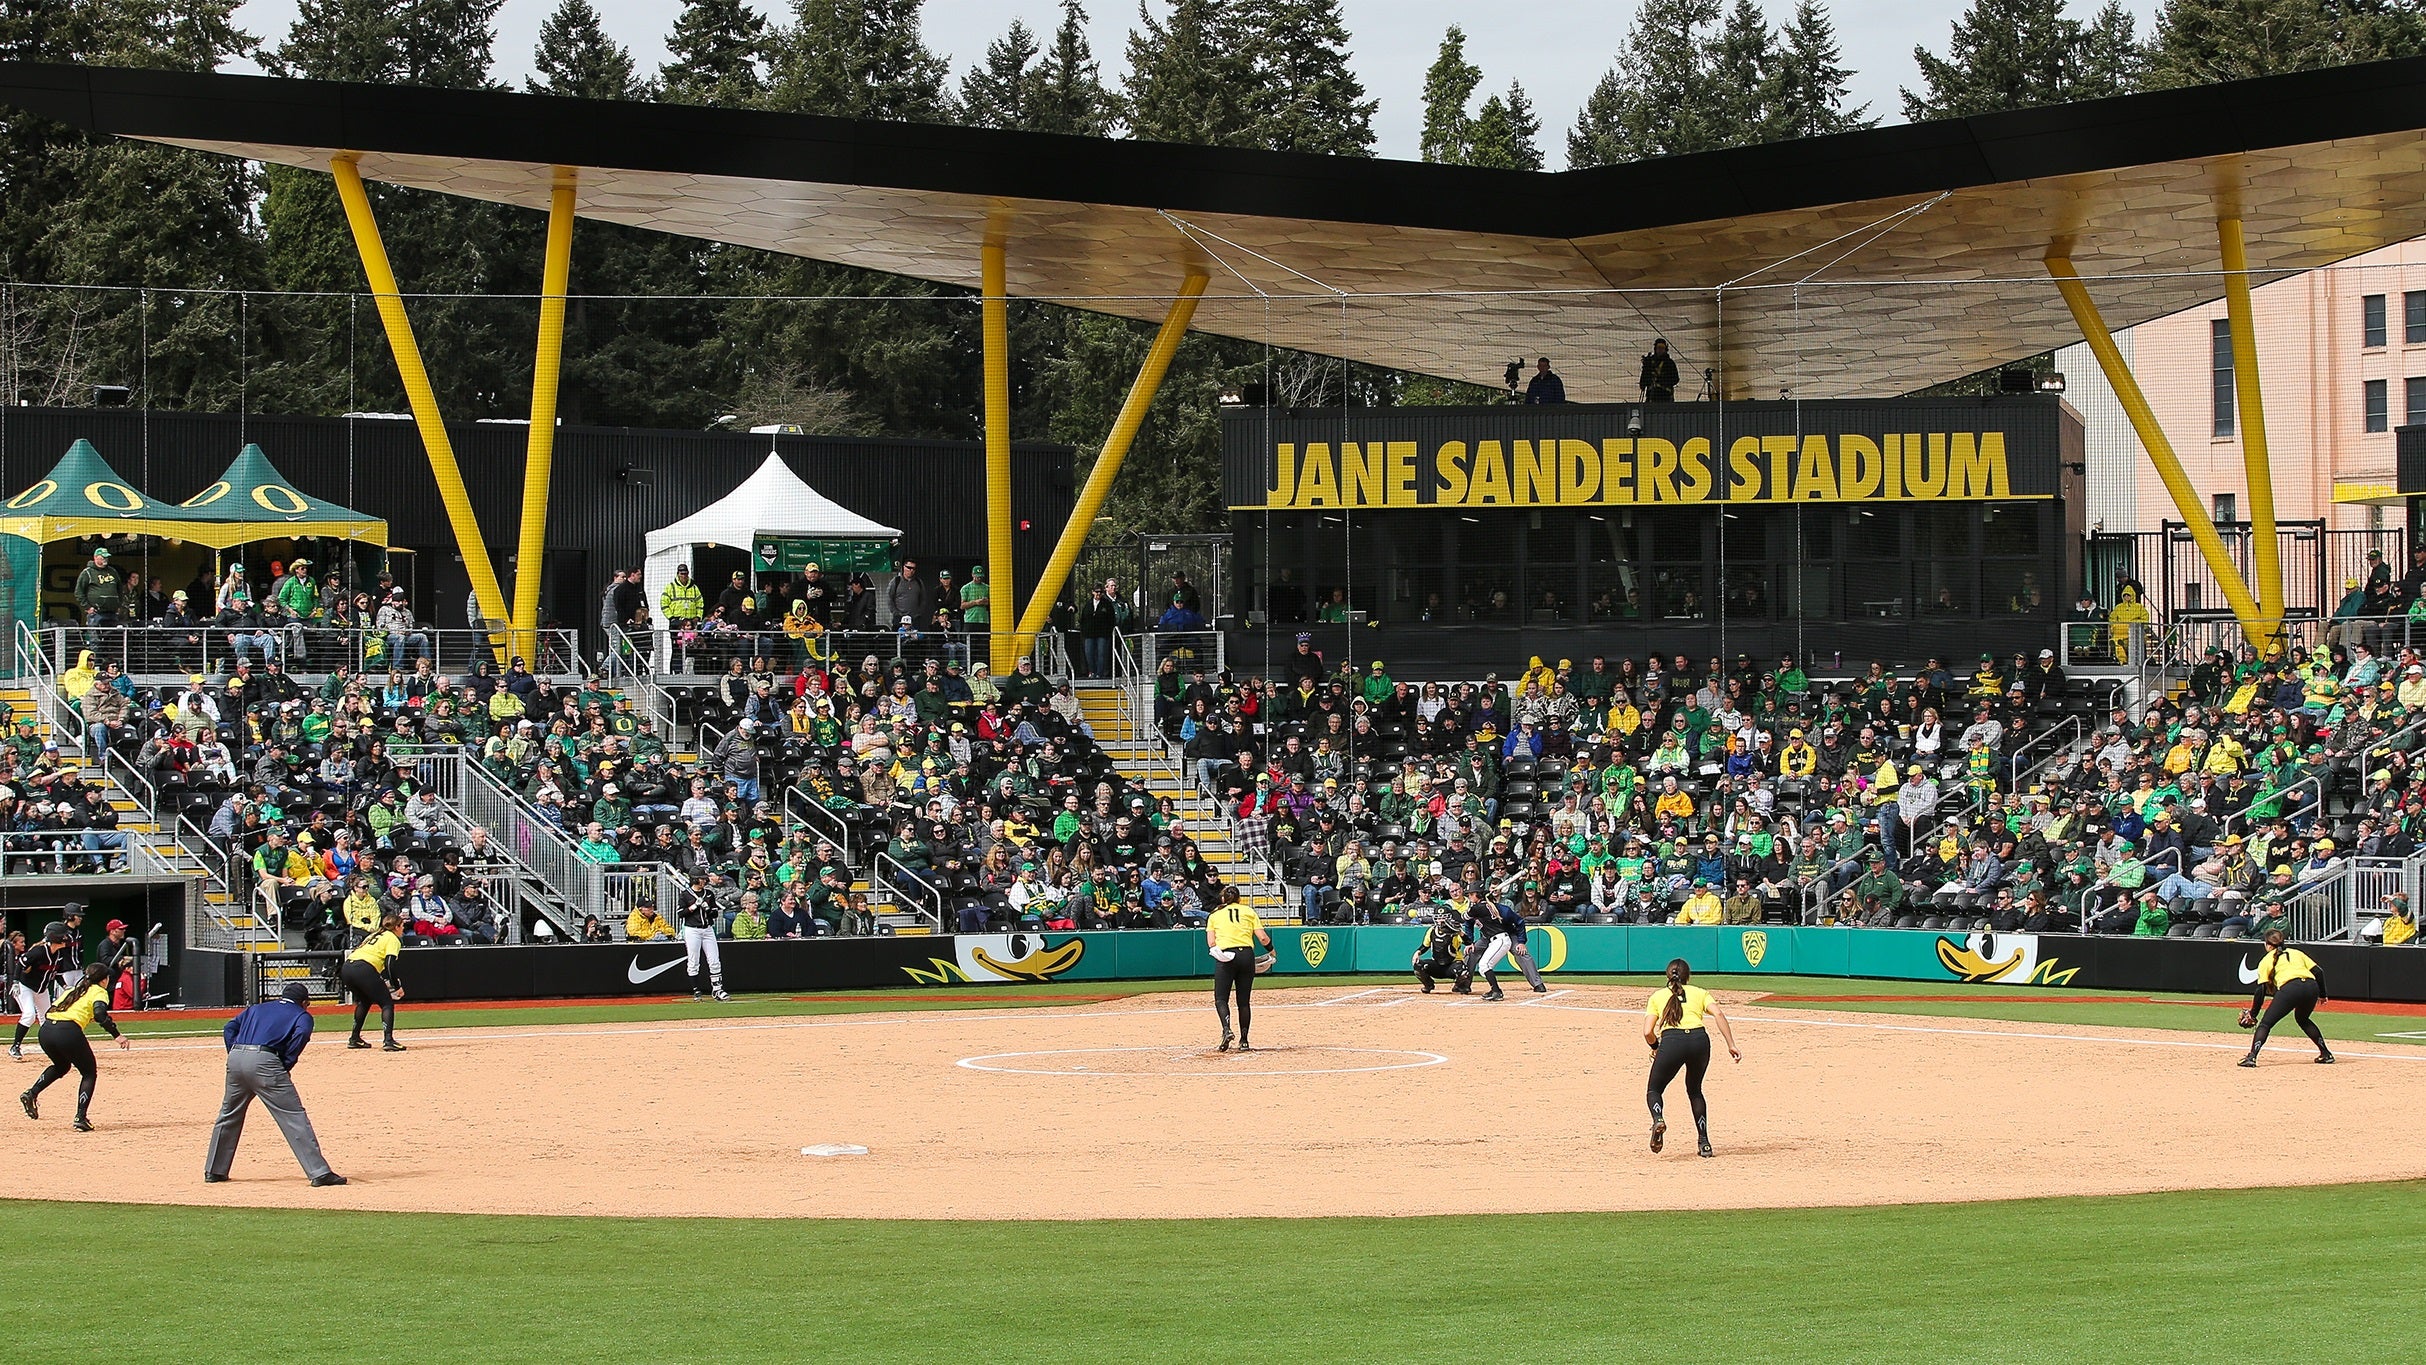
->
<box><xmin>2365</xmin><ymin>379</ymin><xmax>2389</xmax><ymax>433</ymax></box>
<box><xmin>2364</xmin><ymin>294</ymin><xmax>2388</xmax><ymax>348</ymax></box>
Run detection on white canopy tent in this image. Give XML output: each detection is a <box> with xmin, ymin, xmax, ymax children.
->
<box><xmin>642</xmin><ymin>452</ymin><xmax>900</xmax><ymax>630</ymax></box>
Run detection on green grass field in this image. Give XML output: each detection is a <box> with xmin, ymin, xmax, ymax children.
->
<box><xmin>4</xmin><ymin>1181</ymin><xmax>2416</xmax><ymax>1363</ymax></box>
<box><xmin>13</xmin><ymin>976</ymin><xmax>2423</xmax><ymax>1362</ymax></box>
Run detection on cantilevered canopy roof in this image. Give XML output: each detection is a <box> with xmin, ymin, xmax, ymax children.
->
<box><xmin>9</xmin><ymin>58</ymin><xmax>2426</xmax><ymax>399</ymax></box>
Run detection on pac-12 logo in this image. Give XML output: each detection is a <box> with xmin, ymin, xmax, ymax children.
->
<box><xmin>1740</xmin><ymin>930</ymin><xmax>1768</xmax><ymax>967</ymax></box>
<box><xmin>1301</xmin><ymin>931</ymin><xmax>1330</xmax><ymax>969</ymax></box>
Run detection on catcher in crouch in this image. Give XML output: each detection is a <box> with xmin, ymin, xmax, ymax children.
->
<box><xmin>1412</xmin><ymin>911</ymin><xmax>1472</xmax><ymax>994</ymax></box>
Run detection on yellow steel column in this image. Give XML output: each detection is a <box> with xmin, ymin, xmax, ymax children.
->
<box><xmin>1011</xmin><ymin>272</ymin><xmax>1210</xmax><ymax>655</ymax></box>
<box><xmin>2047</xmin><ymin>256</ymin><xmax>2268</xmax><ymax>642</ymax></box>
<box><xmin>982</xmin><ymin>236</ymin><xmax>1015</xmax><ymax>674</ymax></box>
<box><xmin>513</xmin><ymin>167</ymin><xmax>579</xmax><ymax>665</ymax></box>
<box><xmin>331</xmin><ymin>155</ymin><xmax>509</xmax><ymax>629</ymax></box>
<box><xmin>2218</xmin><ymin>216</ymin><xmax>2284</xmax><ymax>630</ymax></box>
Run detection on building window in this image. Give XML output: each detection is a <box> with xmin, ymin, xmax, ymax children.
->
<box><xmin>2409</xmin><ymin>377</ymin><xmax>2426</xmax><ymax>427</ymax></box>
<box><xmin>2366</xmin><ymin>378</ymin><xmax>2390</xmax><ymax>432</ymax></box>
<box><xmin>2211</xmin><ymin>319</ymin><xmax>2234</xmax><ymax>437</ymax></box>
<box><xmin>2212</xmin><ymin>493</ymin><xmax>2237</xmax><ymax>524</ymax></box>
<box><xmin>2365</xmin><ymin>294</ymin><xmax>2388</xmax><ymax>347</ymax></box>
<box><xmin>2408</xmin><ymin>291</ymin><xmax>2426</xmax><ymax>344</ymax></box>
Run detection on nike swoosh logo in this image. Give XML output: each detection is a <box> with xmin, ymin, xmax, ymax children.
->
<box><xmin>2237</xmin><ymin>956</ymin><xmax>2262</xmax><ymax>985</ymax></box>
<box><xmin>628</xmin><ymin>955</ymin><xmax>687</xmax><ymax>984</ymax></box>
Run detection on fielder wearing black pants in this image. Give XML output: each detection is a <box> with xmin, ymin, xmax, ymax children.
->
<box><xmin>28</xmin><ymin>1020</ymin><xmax>97</xmax><ymax>1123</ymax></box>
<box><xmin>1647</xmin><ymin>1027</ymin><xmax>1713</xmax><ymax>1138</ymax></box>
<box><xmin>341</xmin><ymin>960</ymin><xmax>397</xmax><ymax>1045</ymax></box>
<box><xmin>2250</xmin><ymin>977</ymin><xmax>2328</xmax><ymax>1057</ymax></box>
<box><xmin>1212</xmin><ymin>953</ymin><xmax>1255</xmax><ymax>1046</ymax></box>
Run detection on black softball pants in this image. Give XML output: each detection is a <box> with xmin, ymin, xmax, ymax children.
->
<box><xmin>2252</xmin><ymin>978</ymin><xmax>2328</xmax><ymax>1055</ymax></box>
<box><xmin>28</xmin><ymin>1021</ymin><xmax>97</xmax><ymax>1119</ymax></box>
<box><xmin>1647</xmin><ymin>1027</ymin><xmax>1712</xmax><ymax>1124</ymax></box>
<box><xmin>342</xmin><ymin>960</ymin><xmax>397</xmax><ymax>1043</ymax></box>
<box><xmin>1212</xmin><ymin>951</ymin><xmax>1255</xmax><ymax>1042</ymax></box>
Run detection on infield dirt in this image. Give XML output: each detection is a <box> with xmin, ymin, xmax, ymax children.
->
<box><xmin>8</xmin><ymin>985</ymin><xmax>2422</xmax><ymax>1220</ymax></box>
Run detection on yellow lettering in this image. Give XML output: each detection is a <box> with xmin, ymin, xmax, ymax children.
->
<box><xmin>1883</xmin><ymin>434</ymin><xmax>1903</xmax><ymax>499</ymax></box>
<box><xmin>1906</xmin><ymin>433</ymin><xmax>1946</xmax><ymax>498</ymax></box>
<box><xmin>85</xmin><ymin>481</ymin><xmax>143</xmax><ymax>512</ymax></box>
<box><xmin>1267</xmin><ymin>445</ymin><xmax>1297</xmax><ymax>506</ymax></box>
<box><xmin>1840</xmin><ymin>435</ymin><xmax>1883</xmax><ymax>499</ymax></box>
<box><xmin>1435</xmin><ymin>442</ymin><xmax>1469</xmax><ymax>505</ymax></box>
<box><xmin>1762</xmin><ymin>435</ymin><xmax>1797</xmax><ymax>501</ymax></box>
<box><xmin>1728</xmin><ymin>437</ymin><xmax>1763</xmax><ymax>501</ymax></box>
<box><xmin>1511</xmin><ymin>440</ymin><xmax>1556</xmax><ymax>504</ymax></box>
<box><xmin>1794</xmin><ymin>435</ymin><xmax>1838</xmax><ymax>501</ymax></box>
<box><xmin>1676</xmin><ymin>438</ymin><xmax>1713</xmax><ymax>501</ymax></box>
<box><xmin>1386</xmin><ymin>441</ymin><xmax>1419</xmax><ymax>506</ymax></box>
<box><xmin>5</xmin><ymin>479</ymin><xmax>58</xmax><ymax>510</ymax></box>
<box><xmin>181</xmin><ymin>480</ymin><xmax>232</xmax><ymax>509</ymax></box>
<box><xmin>1557</xmin><ymin>439</ymin><xmax>1599</xmax><ymax>505</ymax></box>
<box><xmin>1298</xmin><ymin>442</ymin><xmax>1339</xmax><ymax>506</ymax></box>
<box><xmin>1641</xmin><ymin>438</ymin><xmax>1678</xmax><ymax>503</ymax></box>
<box><xmin>1601</xmin><ymin>439</ymin><xmax>1634</xmax><ymax>504</ymax></box>
<box><xmin>1341</xmin><ymin>441</ymin><xmax>1385</xmax><ymax>506</ymax></box>
<box><xmin>252</xmin><ymin>485</ymin><xmax>311</xmax><ymax>516</ymax></box>
<box><xmin>1945</xmin><ymin>431</ymin><xmax>2011</xmax><ymax>498</ymax></box>
<box><xmin>1470</xmin><ymin>441</ymin><xmax>1511</xmax><ymax>504</ymax></box>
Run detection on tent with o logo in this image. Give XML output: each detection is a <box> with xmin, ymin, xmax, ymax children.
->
<box><xmin>1</xmin><ymin>439</ymin><xmax>213</xmax><ymax>631</ymax></box>
<box><xmin>174</xmin><ymin>443</ymin><xmax>388</xmax><ymax>549</ymax></box>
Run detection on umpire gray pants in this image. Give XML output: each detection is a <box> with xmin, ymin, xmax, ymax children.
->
<box><xmin>204</xmin><ymin>1047</ymin><xmax>332</xmax><ymax>1180</ymax></box>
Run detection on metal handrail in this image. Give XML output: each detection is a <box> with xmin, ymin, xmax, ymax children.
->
<box><xmin>2010</xmin><ymin>714</ymin><xmax>2085</xmax><ymax>793</ymax></box>
<box><xmin>783</xmin><ymin>782</ymin><xmax>858</xmax><ymax>870</ymax></box>
<box><xmin>17</xmin><ymin>621</ymin><xmax>84</xmax><ymax>752</ymax></box>
<box><xmin>38</xmin><ymin>623</ymin><xmax>584</xmax><ymax>680</ymax></box>
<box><xmin>872</xmin><ymin>851</ymin><xmax>945</xmax><ymax>930</ymax></box>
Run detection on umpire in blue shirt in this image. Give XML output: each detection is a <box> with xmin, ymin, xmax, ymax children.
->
<box><xmin>203</xmin><ymin>984</ymin><xmax>346</xmax><ymax>1187</ymax></box>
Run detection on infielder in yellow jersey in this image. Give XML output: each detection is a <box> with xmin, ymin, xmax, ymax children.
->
<box><xmin>1206</xmin><ymin>889</ymin><xmax>1270</xmax><ymax>1053</ymax></box>
<box><xmin>1642</xmin><ymin>959</ymin><xmax>1740</xmax><ymax>1158</ymax></box>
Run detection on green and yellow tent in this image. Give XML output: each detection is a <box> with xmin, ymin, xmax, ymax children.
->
<box><xmin>175</xmin><ymin>443</ymin><xmax>387</xmax><ymax>549</ymax></box>
<box><xmin>0</xmin><ymin>438</ymin><xmax>203</xmax><ymax>542</ymax></box>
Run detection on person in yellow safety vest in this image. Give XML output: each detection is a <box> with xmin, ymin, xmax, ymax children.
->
<box><xmin>2107</xmin><ymin>586</ymin><xmax>2152</xmax><ymax>662</ymax></box>
<box><xmin>659</xmin><ymin>565</ymin><xmax>704</xmax><ymax>629</ymax></box>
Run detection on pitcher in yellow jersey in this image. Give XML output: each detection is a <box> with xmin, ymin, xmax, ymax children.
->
<box><xmin>19</xmin><ymin>964</ymin><xmax>126</xmax><ymax>1131</ymax></box>
<box><xmin>1205</xmin><ymin>887</ymin><xmax>1271</xmax><ymax>1053</ymax></box>
<box><xmin>2239</xmin><ymin>929</ymin><xmax>2334</xmax><ymax>1067</ymax></box>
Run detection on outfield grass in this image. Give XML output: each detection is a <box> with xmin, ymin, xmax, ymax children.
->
<box><xmin>3</xmin><ymin>1181</ymin><xmax>2416</xmax><ymax>1363</ymax></box>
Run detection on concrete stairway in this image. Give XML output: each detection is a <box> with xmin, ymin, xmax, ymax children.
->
<box><xmin>1073</xmin><ymin>684</ymin><xmax>1288</xmax><ymax>917</ymax></box>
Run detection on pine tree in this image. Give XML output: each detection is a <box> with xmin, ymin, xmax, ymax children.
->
<box><xmin>1418</xmin><ymin>25</ymin><xmax>1483</xmax><ymax>164</ymax></box>
<box><xmin>1704</xmin><ymin>0</ymin><xmax>1781</xmax><ymax>148</ymax></box>
<box><xmin>1237</xmin><ymin>0</ymin><xmax>1375</xmax><ymax>156</ymax></box>
<box><xmin>763</xmin><ymin>0</ymin><xmax>952</xmax><ymax>122</ymax></box>
<box><xmin>957</xmin><ymin>18</ymin><xmax>1044</xmax><ymax>130</ymax></box>
<box><xmin>1902</xmin><ymin>0</ymin><xmax>2137</xmax><ymax>121</ymax></box>
<box><xmin>1122</xmin><ymin>0</ymin><xmax>1252</xmax><ymax>146</ymax></box>
<box><xmin>1031</xmin><ymin>0</ymin><xmax>1114</xmax><ymax>136</ymax></box>
<box><xmin>2143</xmin><ymin>0</ymin><xmax>2423</xmax><ymax>89</ymax></box>
<box><xmin>1568</xmin><ymin>0</ymin><xmax>1721</xmax><ymax>167</ymax></box>
<box><xmin>659</xmin><ymin>0</ymin><xmax>768</xmax><ymax>106</ymax></box>
<box><xmin>1467</xmin><ymin>84</ymin><xmax>1543</xmax><ymax>171</ymax></box>
<box><xmin>1771</xmin><ymin>0</ymin><xmax>1872</xmax><ymax>138</ymax></box>
<box><xmin>530</xmin><ymin>0</ymin><xmax>638</xmax><ymax>99</ymax></box>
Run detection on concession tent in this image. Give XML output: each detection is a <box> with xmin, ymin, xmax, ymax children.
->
<box><xmin>1</xmin><ymin>439</ymin><xmax>208</xmax><ymax>632</ymax></box>
<box><xmin>176</xmin><ymin>442</ymin><xmax>389</xmax><ymax>549</ymax></box>
<box><xmin>642</xmin><ymin>452</ymin><xmax>899</xmax><ymax>622</ymax></box>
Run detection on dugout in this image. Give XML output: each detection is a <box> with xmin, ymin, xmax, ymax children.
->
<box><xmin>1223</xmin><ymin>395</ymin><xmax>2086</xmax><ymax>671</ymax></box>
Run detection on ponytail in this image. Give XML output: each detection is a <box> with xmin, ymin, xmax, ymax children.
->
<box><xmin>1661</xmin><ymin>958</ymin><xmax>1690</xmax><ymax>1028</ymax></box>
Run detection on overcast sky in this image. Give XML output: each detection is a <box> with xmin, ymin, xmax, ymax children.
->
<box><xmin>228</xmin><ymin>1</ymin><xmax>2162</xmax><ymax>161</ymax></box>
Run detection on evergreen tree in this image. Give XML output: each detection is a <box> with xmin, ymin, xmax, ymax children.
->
<box><xmin>1704</xmin><ymin>0</ymin><xmax>1781</xmax><ymax>147</ymax></box>
<box><xmin>659</xmin><ymin>0</ymin><xmax>768</xmax><ymax>106</ymax></box>
<box><xmin>1771</xmin><ymin>0</ymin><xmax>1873</xmax><ymax>138</ymax></box>
<box><xmin>1467</xmin><ymin>84</ymin><xmax>1543</xmax><ymax>171</ymax></box>
<box><xmin>1902</xmin><ymin>0</ymin><xmax>2139</xmax><ymax>121</ymax></box>
<box><xmin>1237</xmin><ymin>0</ymin><xmax>1375</xmax><ymax>156</ymax></box>
<box><xmin>763</xmin><ymin>0</ymin><xmax>952</xmax><ymax>122</ymax></box>
<box><xmin>1567</xmin><ymin>0</ymin><xmax>1720</xmax><ymax>167</ymax></box>
<box><xmin>1418</xmin><ymin>25</ymin><xmax>1483</xmax><ymax>164</ymax></box>
<box><xmin>957</xmin><ymin>18</ymin><xmax>1044</xmax><ymax>130</ymax></box>
<box><xmin>1031</xmin><ymin>1</ymin><xmax>1115</xmax><ymax>136</ymax></box>
<box><xmin>2143</xmin><ymin>0</ymin><xmax>2425</xmax><ymax>89</ymax></box>
<box><xmin>530</xmin><ymin>0</ymin><xmax>637</xmax><ymax>100</ymax></box>
<box><xmin>1122</xmin><ymin>0</ymin><xmax>1252</xmax><ymax>145</ymax></box>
